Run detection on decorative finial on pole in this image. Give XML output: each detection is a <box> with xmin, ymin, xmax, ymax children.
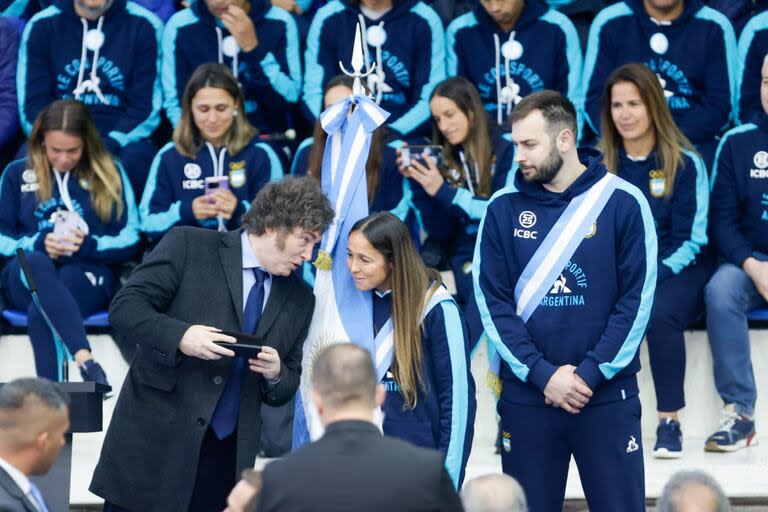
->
<box><xmin>339</xmin><ymin>23</ymin><xmax>375</xmax><ymax>96</ymax></box>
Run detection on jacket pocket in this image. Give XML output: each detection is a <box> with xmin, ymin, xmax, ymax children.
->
<box><xmin>133</xmin><ymin>361</ymin><xmax>179</xmax><ymax>392</ymax></box>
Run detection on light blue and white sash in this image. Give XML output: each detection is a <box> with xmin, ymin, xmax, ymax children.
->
<box><xmin>374</xmin><ymin>285</ymin><xmax>454</xmax><ymax>381</ymax></box>
<box><xmin>488</xmin><ymin>173</ymin><xmax>619</xmax><ymax>381</ymax></box>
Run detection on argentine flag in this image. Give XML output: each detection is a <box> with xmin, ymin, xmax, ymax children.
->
<box><xmin>292</xmin><ymin>93</ymin><xmax>389</xmax><ymax>447</ymax></box>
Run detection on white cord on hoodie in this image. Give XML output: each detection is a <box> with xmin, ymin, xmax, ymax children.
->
<box><xmin>216</xmin><ymin>26</ymin><xmax>240</xmax><ymax>79</ymax></box>
<box><xmin>205</xmin><ymin>142</ymin><xmax>229</xmax><ymax>232</ymax></box>
<box><xmin>358</xmin><ymin>14</ymin><xmax>388</xmax><ymax>105</ymax></box>
<box><xmin>73</xmin><ymin>16</ymin><xmax>108</xmax><ymax>105</ymax></box>
<box><xmin>494</xmin><ymin>31</ymin><xmax>523</xmax><ymax>126</ymax></box>
<box><xmin>52</xmin><ymin>170</ymin><xmax>90</xmax><ymax>234</ymax></box>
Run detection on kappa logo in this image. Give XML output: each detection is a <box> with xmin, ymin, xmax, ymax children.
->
<box><xmin>514</xmin><ymin>211</ymin><xmax>538</xmax><ymax>239</ymax></box>
<box><xmin>626</xmin><ymin>436</ymin><xmax>639</xmax><ymax>453</ymax></box>
<box><xmin>184</xmin><ymin>163</ymin><xmax>202</xmax><ymax>180</ymax></box>
<box><xmin>755</xmin><ymin>151</ymin><xmax>768</xmax><ymax>170</ymax></box>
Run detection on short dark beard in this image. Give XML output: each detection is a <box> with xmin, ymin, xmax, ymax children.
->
<box><xmin>523</xmin><ymin>146</ymin><xmax>563</xmax><ymax>184</ymax></box>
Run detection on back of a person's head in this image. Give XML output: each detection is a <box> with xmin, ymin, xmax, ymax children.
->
<box><xmin>461</xmin><ymin>474</ymin><xmax>527</xmax><ymax>512</ymax></box>
<box><xmin>0</xmin><ymin>378</ymin><xmax>70</xmax><ymax>474</ymax></box>
<box><xmin>656</xmin><ymin>470</ymin><xmax>730</xmax><ymax>512</ymax></box>
<box><xmin>311</xmin><ymin>343</ymin><xmax>378</xmax><ymax>411</ymax></box>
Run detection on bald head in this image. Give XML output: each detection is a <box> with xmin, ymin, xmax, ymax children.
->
<box><xmin>311</xmin><ymin>343</ymin><xmax>378</xmax><ymax>410</ymax></box>
<box><xmin>0</xmin><ymin>378</ymin><xmax>70</xmax><ymax>475</ymax></box>
<box><xmin>657</xmin><ymin>470</ymin><xmax>730</xmax><ymax>512</ymax></box>
<box><xmin>461</xmin><ymin>474</ymin><xmax>527</xmax><ymax>512</ymax></box>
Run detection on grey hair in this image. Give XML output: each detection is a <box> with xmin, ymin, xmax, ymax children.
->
<box><xmin>0</xmin><ymin>378</ymin><xmax>69</xmax><ymax>424</ymax></box>
<box><xmin>461</xmin><ymin>474</ymin><xmax>527</xmax><ymax>512</ymax></box>
<box><xmin>656</xmin><ymin>470</ymin><xmax>730</xmax><ymax>512</ymax></box>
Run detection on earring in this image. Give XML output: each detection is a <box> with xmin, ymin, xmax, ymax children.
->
<box><xmin>233</xmin><ymin>111</ymin><xmax>238</xmax><ymax>117</ymax></box>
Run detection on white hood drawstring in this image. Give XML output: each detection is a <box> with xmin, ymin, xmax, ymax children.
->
<box><xmin>216</xmin><ymin>26</ymin><xmax>240</xmax><ymax>80</ymax></box>
<box><xmin>73</xmin><ymin>16</ymin><xmax>108</xmax><ymax>105</ymax></box>
<box><xmin>52</xmin><ymin>170</ymin><xmax>90</xmax><ymax>234</ymax></box>
<box><xmin>358</xmin><ymin>14</ymin><xmax>391</xmax><ymax>105</ymax></box>
<box><xmin>205</xmin><ymin>142</ymin><xmax>229</xmax><ymax>232</ymax></box>
<box><xmin>494</xmin><ymin>31</ymin><xmax>523</xmax><ymax>126</ymax></box>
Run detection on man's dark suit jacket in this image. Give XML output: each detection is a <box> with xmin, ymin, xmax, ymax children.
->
<box><xmin>0</xmin><ymin>465</ymin><xmax>37</xmax><ymax>512</ymax></box>
<box><xmin>256</xmin><ymin>420</ymin><xmax>464</xmax><ymax>512</ymax></box>
<box><xmin>89</xmin><ymin>227</ymin><xmax>314</xmax><ymax>512</ymax></box>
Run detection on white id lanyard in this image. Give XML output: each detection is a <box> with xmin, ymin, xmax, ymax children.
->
<box><xmin>458</xmin><ymin>150</ymin><xmax>476</xmax><ymax>196</ymax></box>
<box><xmin>53</xmin><ymin>170</ymin><xmax>74</xmax><ymax>212</ymax></box>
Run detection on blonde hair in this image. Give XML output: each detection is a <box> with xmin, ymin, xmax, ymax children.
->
<box><xmin>350</xmin><ymin>212</ymin><xmax>442</xmax><ymax>409</ymax></box>
<box><xmin>599</xmin><ymin>63</ymin><xmax>696</xmax><ymax>197</ymax></box>
<box><xmin>27</xmin><ymin>100</ymin><xmax>123</xmax><ymax>221</ymax></box>
<box><xmin>174</xmin><ymin>63</ymin><xmax>257</xmax><ymax>158</ymax></box>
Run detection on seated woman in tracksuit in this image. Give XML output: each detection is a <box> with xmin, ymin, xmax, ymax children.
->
<box><xmin>140</xmin><ymin>63</ymin><xmax>283</xmax><ymax>243</ymax></box>
<box><xmin>401</xmin><ymin>76</ymin><xmax>514</xmax><ymax>348</ymax></box>
<box><xmin>598</xmin><ymin>63</ymin><xmax>712</xmax><ymax>459</ymax></box>
<box><xmin>0</xmin><ymin>99</ymin><xmax>140</xmax><ymax>385</ymax></box>
<box><xmin>346</xmin><ymin>211</ymin><xmax>476</xmax><ymax>488</ymax></box>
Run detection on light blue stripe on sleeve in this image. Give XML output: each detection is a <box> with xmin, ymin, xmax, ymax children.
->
<box><xmin>445</xmin><ymin>12</ymin><xmax>477</xmax><ymax>77</ymax></box>
<box><xmin>581</xmin><ymin>2</ymin><xmax>631</xmax><ymax>134</ymax></box>
<box><xmin>661</xmin><ymin>151</ymin><xmax>709</xmax><ymax>274</ymax></box>
<box><xmin>389</xmin><ymin>2</ymin><xmax>445</xmax><ymax>135</ymax></box>
<box><xmin>439</xmin><ymin>300</ymin><xmax>470</xmax><ymax>489</ymax></box>
<box><xmin>3</xmin><ymin>0</ymin><xmax>29</xmax><ymax>17</ymax></box>
<box><xmin>139</xmin><ymin>142</ymin><xmax>181</xmax><ymax>234</ymax></box>
<box><xmin>161</xmin><ymin>9</ymin><xmax>198</xmax><ymax>127</ymax></box>
<box><xmin>262</xmin><ymin>7</ymin><xmax>302</xmax><ymax>102</ymax></box>
<box><xmin>302</xmin><ymin>0</ymin><xmax>345</xmax><ymax>118</ymax></box>
<box><xmin>290</xmin><ymin>137</ymin><xmax>314</xmax><ymax>175</ymax></box>
<box><xmin>389</xmin><ymin>179</ymin><xmax>412</xmax><ymax>221</ymax></box>
<box><xmin>95</xmin><ymin>162</ymin><xmax>140</xmax><ymax>251</ymax></box>
<box><xmin>0</xmin><ymin>162</ymin><xmax>38</xmax><ymax>256</ymax></box>
<box><xmin>471</xmin><ymin>187</ymin><xmax>531</xmax><ymax>382</ymax></box>
<box><xmin>451</xmin><ymin>188</ymin><xmax>488</xmax><ymax>220</ymax></box>
<box><xmin>598</xmin><ymin>183</ymin><xmax>657</xmax><ymax>380</ymax></box>
<box><xmin>17</xmin><ymin>6</ymin><xmax>61</xmax><ymax>134</ymax></box>
<box><xmin>695</xmin><ymin>6</ymin><xmax>738</xmax><ymax>125</ymax></box>
<box><xmin>255</xmin><ymin>142</ymin><xmax>285</xmax><ymax>181</ymax></box>
<box><xmin>541</xmin><ymin>9</ymin><xmax>582</xmax><ymax>106</ymax></box>
<box><xmin>709</xmin><ymin>123</ymin><xmax>757</xmax><ymax>190</ymax></box>
<box><xmin>737</xmin><ymin>13</ymin><xmax>768</xmax><ymax>124</ymax></box>
<box><xmin>109</xmin><ymin>2</ymin><xmax>163</xmax><ymax>146</ymax></box>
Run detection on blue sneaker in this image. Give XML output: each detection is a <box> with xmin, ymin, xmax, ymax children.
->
<box><xmin>653</xmin><ymin>418</ymin><xmax>683</xmax><ymax>459</ymax></box>
<box><xmin>79</xmin><ymin>360</ymin><xmax>113</xmax><ymax>398</ymax></box>
<box><xmin>705</xmin><ymin>404</ymin><xmax>758</xmax><ymax>452</ymax></box>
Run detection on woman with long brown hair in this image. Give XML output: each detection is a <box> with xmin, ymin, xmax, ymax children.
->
<box><xmin>346</xmin><ymin>211</ymin><xmax>476</xmax><ymax>488</ymax></box>
<box><xmin>140</xmin><ymin>63</ymin><xmax>283</xmax><ymax>242</ymax></box>
<box><xmin>401</xmin><ymin>76</ymin><xmax>515</xmax><ymax>349</ymax></box>
<box><xmin>0</xmin><ymin>99</ymin><xmax>140</xmax><ymax>386</ymax></box>
<box><xmin>599</xmin><ymin>62</ymin><xmax>712</xmax><ymax>459</ymax></box>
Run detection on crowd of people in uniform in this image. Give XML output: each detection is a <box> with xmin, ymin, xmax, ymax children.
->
<box><xmin>0</xmin><ymin>0</ymin><xmax>767</xmax><ymax>509</ymax></box>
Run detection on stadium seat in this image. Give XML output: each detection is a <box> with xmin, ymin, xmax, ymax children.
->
<box><xmin>1</xmin><ymin>309</ymin><xmax>110</xmax><ymax>328</ymax></box>
<box><xmin>747</xmin><ymin>308</ymin><xmax>768</xmax><ymax>321</ymax></box>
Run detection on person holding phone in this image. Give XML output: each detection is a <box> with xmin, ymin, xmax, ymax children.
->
<box><xmin>140</xmin><ymin>63</ymin><xmax>283</xmax><ymax>243</ymax></box>
<box><xmin>0</xmin><ymin>99</ymin><xmax>140</xmax><ymax>385</ymax></box>
<box><xmin>400</xmin><ymin>76</ymin><xmax>515</xmax><ymax>348</ymax></box>
<box><xmin>347</xmin><ymin>211</ymin><xmax>476</xmax><ymax>488</ymax></box>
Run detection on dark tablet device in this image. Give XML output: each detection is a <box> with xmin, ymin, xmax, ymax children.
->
<box><xmin>215</xmin><ymin>330</ymin><xmax>263</xmax><ymax>358</ymax></box>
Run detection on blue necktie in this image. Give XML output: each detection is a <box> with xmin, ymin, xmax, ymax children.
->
<box><xmin>28</xmin><ymin>482</ymin><xmax>49</xmax><ymax>512</ymax></box>
<box><xmin>211</xmin><ymin>268</ymin><xmax>267</xmax><ymax>440</ymax></box>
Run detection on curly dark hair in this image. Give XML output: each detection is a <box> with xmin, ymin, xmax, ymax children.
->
<box><xmin>241</xmin><ymin>177</ymin><xmax>334</xmax><ymax>236</ymax></box>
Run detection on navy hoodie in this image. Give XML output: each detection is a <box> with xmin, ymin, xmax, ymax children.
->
<box><xmin>140</xmin><ymin>138</ymin><xmax>283</xmax><ymax>240</ymax></box>
<box><xmin>0</xmin><ymin>159</ymin><xmax>140</xmax><ymax>264</ymax></box>
<box><xmin>474</xmin><ymin>148</ymin><xmax>657</xmax><ymax>406</ymax></box>
<box><xmin>18</xmin><ymin>0</ymin><xmax>162</xmax><ymax>151</ymax></box>
<box><xmin>710</xmin><ymin>113</ymin><xmax>768</xmax><ymax>265</ymax></box>
<box><xmin>616</xmin><ymin>148</ymin><xmax>709</xmax><ymax>282</ymax></box>
<box><xmin>373</xmin><ymin>289</ymin><xmax>476</xmax><ymax>488</ymax></box>
<box><xmin>583</xmin><ymin>0</ymin><xmax>737</xmax><ymax>146</ymax></box>
<box><xmin>408</xmin><ymin>129</ymin><xmax>515</xmax><ymax>262</ymax></box>
<box><xmin>737</xmin><ymin>11</ymin><xmax>768</xmax><ymax>123</ymax></box>
<box><xmin>446</xmin><ymin>0</ymin><xmax>582</xmax><ymax>126</ymax></box>
<box><xmin>0</xmin><ymin>17</ymin><xmax>19</xmax><ymax>152</ymax></box>
<box><xmin>162</xmin><ymin>0</ymin><xmax>301</xmax><ymax>134</ymax></box>
<box><xmin>303</xmin><ymin>0</ymin><xmax>445</xmax><ymax>137</ymax></box>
